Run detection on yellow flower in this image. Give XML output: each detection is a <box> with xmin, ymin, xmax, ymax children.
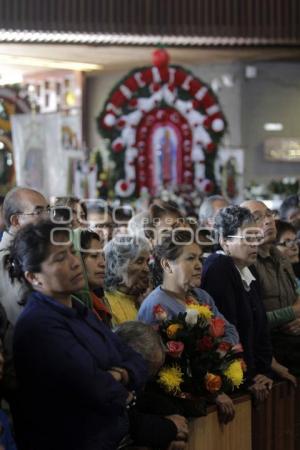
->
<box><xmin>187</xmin><ymin>304</ymin><xmax>213</xmax><ymax>320</ymax></box>
<box><xmin>158</xmin><ymin>365</ymin><xmax>184</xmax><ymax>394</ymax></box>
<box><xmin>167</xmin><ymin>324</ymin><xmax>183</xmax><ymax>338</ymax></box>
<box><xmin>224</xmin><ymin>360</ymin><xmax>244</xmax><ymax>388</ymax></box>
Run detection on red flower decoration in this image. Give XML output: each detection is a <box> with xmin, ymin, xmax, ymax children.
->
<box><xmin>209</xmin><ymin>317</ymin><xmax>226</xmax><ymax>338</ymax></box>
<box><xmin>206</xmin><ymin>143</ymin><xmax>216</xmax><ymax>154</ymax></box>
<box><xmin>202</xmin><ymin>94</ymin><xmax>215</xmax><ymax>109</ymax></box>
<box><xmin>218</xmin><ymin>342</ymin><xmax>231</xmax><ymax>353</ymax></box>
<box><xmin>159</xmin><ymin>66</ymin><xmax>170</xmax><ymax>83</ymax></box>
<box><xmin>197</xmin><ymin>336</ymin><xmax>214</xmax><ymax>352</ymax></box>
<box><xmin>120</xmin><ymin>182</ymin><xmax>128</xmax><ymax>191</ymax></box>
<box><xmin>110</xmin><ymin>90</ymin><xmax>126</xmax><ymax>108</ymax></box>
<box><xmin>113</xmin><ymin>141</ymin><xmax>124</xmax><ymax>153</ymax></box>
<box><xmin>129</xmin><ymin>98</ymin><xmax>138</xmax><ymax>108</ymax></box>
<box><xmin>117</xmin><ymin>118</ymin><xmax>126</xmax><ymax>129</ymax></box>
<box><xmin>167</xmin><ymin>341</ymin><xmax>185</xmax><ymax>358</ymax></box>
<box><xmin>141</xmin><ymin>68</ymin><xmax>153</xmax><ymax>85</ymax></box>
<box><xmin>152</xmin><ymin>48</ymin><xmax>170</xmax><ymax>68</ymax></box>
<box><xmin>189</xmin><ymin>79</ymin><xmax>202</xmax><ymax>96</ymax></box>
<box><xmin>174</xmin><ymin>69</ymin><xmax>187</xmax><ymax>87</ymax></box>
<box><xmin>124</xmin><ymin>76</ymin><xmax>139</xmax><ymax>92</ymax></box>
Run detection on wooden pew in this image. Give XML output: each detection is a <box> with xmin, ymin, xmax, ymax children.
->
<box><xmin>252</xmin><ymin>381</ymin><xmax>295</xmax><ymax>450</ymax></box>
<box><xmin>187</xmin><ymin>395</ymin><xmax>252</xmax><ymax>450</ymax></box>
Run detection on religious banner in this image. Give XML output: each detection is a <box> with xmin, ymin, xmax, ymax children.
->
<box><xmin>97</xmin><ymin>48</ymin><xmax>227</xmax><ymax>198</ymax></box>
<box><xmin>11</xmin><ymin>112</ymin><xmax>73</xmax><ymax>198</ymax></box>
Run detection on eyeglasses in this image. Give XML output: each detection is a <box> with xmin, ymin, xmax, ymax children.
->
<box><xmin>252</xmin><ymin>209</ymin><xmax>276</xmax><ymax>223</ymax></box>
<box><xmin>277</xmin><ymin>239</ymin><xmax>299</xmax><ymax>248</ymax></box>
<box><xmin>17</xmin><ymin>207</ymin><xmax>51</xmax><ymax>217</ymax></box>
<box><xmin>227</xmin><ymin>234</ymin><xmax>264</xmax><ymax>244</ymax></box>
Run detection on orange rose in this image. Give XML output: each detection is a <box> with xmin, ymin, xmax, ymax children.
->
<box><xmin>209</xmin><ymin>317</ymin><xmax>225</xmax><ymax>338</ymax></box>
<box><xmin>240</xmin><ymin>359</ymin><xmax>247</xmax><ymax>372</ymax></box>
<box><xmin>205</xmin><ymin>373</ymin><xmax>222</xmax><ymax>393</ymax></box>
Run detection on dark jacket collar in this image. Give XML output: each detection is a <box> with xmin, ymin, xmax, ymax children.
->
<box><xmin>28</xmin><ymin>290</ymin><xmax>88</xmax><ymax>318</ymax></box>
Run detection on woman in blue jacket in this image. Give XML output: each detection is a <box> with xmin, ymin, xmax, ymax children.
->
<box><xmin>9</xmin><ymin>221</ymin><xmax>148</xmax><ymax>450</ymax></box>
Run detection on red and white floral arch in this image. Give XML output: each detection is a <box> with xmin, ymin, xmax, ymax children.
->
<box><xmin>98</xmin><ymin>49</ymin><xmax>227</xmax><ymax>198</ymax></box>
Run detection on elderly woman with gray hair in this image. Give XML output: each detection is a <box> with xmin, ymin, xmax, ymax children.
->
<box><xmin>201</xmin><ymin>205</ymin><xmax>296</xmax><ymax>402</ymax></box>
<box><xmin>104</xmin><ymin>234</ymin><xmax>150</xmax><ymax>326</ymax></box>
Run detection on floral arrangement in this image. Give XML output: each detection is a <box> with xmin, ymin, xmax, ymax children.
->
<box><xmin>153</xmin><ymin>301</ymin><xmax>246</xmax><ymax>397</ymax></box>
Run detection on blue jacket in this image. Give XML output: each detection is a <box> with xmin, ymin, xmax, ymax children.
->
<box><xmin>138</xmin><ymin>286</ymin><xmax>239</xmax><ymax>345</ymax></box>
<box><xmin>0</xmin><ymin>409</ymin><xmax>17</xmax><ymax>450</ymax></box>
<box><xmin>13</xmin><ymin>291</ymin><xmax>148</xmax><ymax>450</ymax></box>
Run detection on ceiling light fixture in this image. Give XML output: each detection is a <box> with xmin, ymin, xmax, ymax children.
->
<box><xmin>264</xmin><ymin>123</ymin><xmax>283</xmax><ymax>131</ymax></box>
<box><xmin>0</xmin><ymin>54</ymin><xmax>103</xmax><ymax>71</ymax></box>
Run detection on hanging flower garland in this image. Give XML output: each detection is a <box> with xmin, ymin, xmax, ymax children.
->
<box><xmin>97</xmin><ymin>48</ymin><xmax>227</xmax><ymax>198</ymax></box>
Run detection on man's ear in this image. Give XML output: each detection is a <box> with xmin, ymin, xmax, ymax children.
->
<box><xmin>24</xmin><ymin>271</ymin><xmax>42</xmax><ymax>288</ymax></box>
<box><xmin>160</xmin><ymin>257</ymin><xmax>173</xmax><ymax>274</ymax></box>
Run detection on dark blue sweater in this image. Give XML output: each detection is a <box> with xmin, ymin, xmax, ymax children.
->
<box><xmin>13</xmin><ymin>291</ymin><xmax>148</xmax><ymax>450</ymax></box>
<box><xmin>202</xmin><ymin>253</ymin><xmax>272</xmax><ymax>383</ymax></box>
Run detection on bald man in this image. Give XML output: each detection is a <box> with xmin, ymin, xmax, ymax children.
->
<box><xmin>0</xmin><ymin>187</ymin><xmax>49</xmax><ymax>325</ymax></box>
<box><xmin>242</xmin><ymin>199</ymin><xmax>300</xmax><ymax>374</ymax></box>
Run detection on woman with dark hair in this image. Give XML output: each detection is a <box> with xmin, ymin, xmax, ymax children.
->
<box><xmin>201</xmin><ymin>205</ymin><xmax>295</xmax><ymax>401</ymax></box>
<box><xmin>138</xmin><ymin>229</ymin><xmax>239</xmax><ymax>423</ymax></box>
<box><xmin>275</xmin><ymin>219</ymin><xmax>300</xmax><ymax>290</ymax></box>
<box><xmin>10</xmin><ymin>221</ymin><xmax>147</xmax><ymax>450</ymax></box>
<box><xmin>74</xmin><ymin>229</ymin><xmax>111</xmax><ymax>324</ymax></box>
<box><xmin>275</xmin><ymin>220</ymin><xmax>299</xmax><ymax>265</ymax></box>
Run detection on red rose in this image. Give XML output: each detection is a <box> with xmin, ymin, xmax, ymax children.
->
<box><xmin>218</xmin><ymin>342</ymin><xmax>231</xmax><ymax>352</ymax></box>
<box><xmin>209</xmin><ymin>317</ymin><xmax>225</xmax><ymax>338</ymax></box>
<box><xmin>197</xmin><ymin>336</ymin><xmax>214</xmax><ymax>352</ymax></box>
<box><xmin>217</xmin><ymin>341</ymin><xmax>232</xmax><ymax>357</ymax></box>
<box><xmin>166</xmin><ymin>341</ymin><xmax>185</xmax><ymax>358</ymax></box>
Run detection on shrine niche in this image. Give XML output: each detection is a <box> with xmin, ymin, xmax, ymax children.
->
<box><xmin>97</xmin><ymin>49</ymin><xmax>227</xmax><ymax>198</ymax></box>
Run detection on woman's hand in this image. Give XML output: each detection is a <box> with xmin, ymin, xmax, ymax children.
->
<box><xmin>281</xmin><ymin>318</ymin><xmax>300</xmax><ymax>335</ymax></box>
<box><xmin>165</xmin><ymin>414</ymin><xmax>189</xmax><ymax>440</ymax></box>
<box><xmin>215</xmin><ymin>393</ymin><xmax>235</xmax><ymax>424</ymax></box>
<box><xmin>271</xmin><ymin>358</ymin><xmax>297</xmax><ymax>388</ymax></box>
<box><xmin>108</xmin><ymin>367</ymin><xmax>129</xmax><ymax>385</ymax></box>
<box><xmin>248</xmin><ymin>374</ymin><xmax>273</xmax><ymax>402</ymax></box>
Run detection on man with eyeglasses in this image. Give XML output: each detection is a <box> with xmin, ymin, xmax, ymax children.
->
<box><xmin>242</xmin><ymin>199</ymin><xmax>300</xmax><ymax>375</ymax></box>
<box><xmin>0</xmin><ymin>187</ymin><xmax>48</xmax><ymax>420</ymax></box>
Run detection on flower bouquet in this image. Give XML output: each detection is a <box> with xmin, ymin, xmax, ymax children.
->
<box><xmin>153</xmin><ymin>302</ymin><xmax>246</xmax><ymax>398</ymax></box>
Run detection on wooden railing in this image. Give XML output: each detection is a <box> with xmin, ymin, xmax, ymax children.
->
<box><xmin>187</xmin><ymin>381</ymin><xmax>298</xmax><ymax>450</ymax></box>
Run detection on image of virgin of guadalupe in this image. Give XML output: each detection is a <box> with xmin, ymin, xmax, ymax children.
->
<box><xmin>23</xmin><ymin>147</ymin><xmax>44</xmax><ymax>191</ymax></box>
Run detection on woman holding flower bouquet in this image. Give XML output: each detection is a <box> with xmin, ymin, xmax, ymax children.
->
<box><xmin>202</xmin><ymin>206</ymin><xmax>295</xmax><ymax>402</ymax></box>
<box><xmin>138</xmin><ymin>229</ymin><xmax>240</xmax><ymax>423</ymax></box>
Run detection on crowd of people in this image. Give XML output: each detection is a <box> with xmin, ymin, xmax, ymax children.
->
<box><xmin>0</xmin><ymin>187</ymin><xmax>300</xmax><ymax>450</ymax></box>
